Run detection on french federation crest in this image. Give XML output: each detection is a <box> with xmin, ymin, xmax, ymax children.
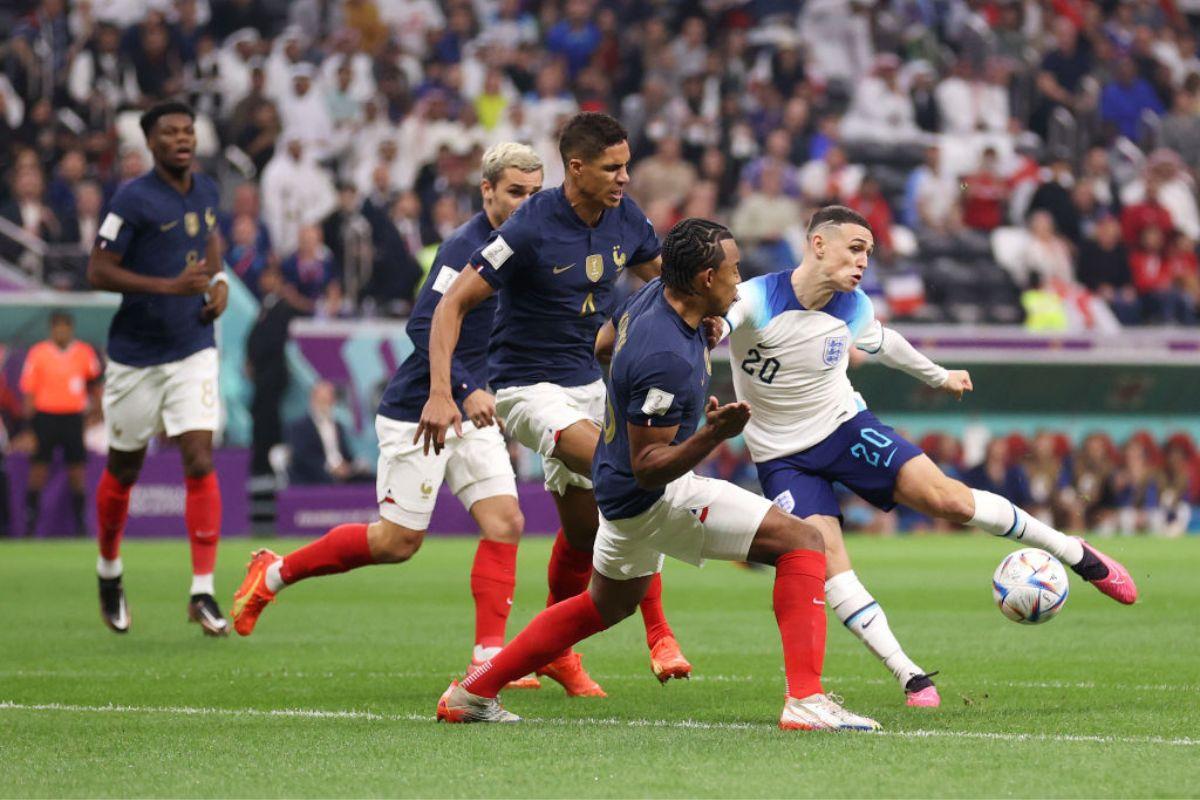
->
<box><xmin>822</xmin><ymin>335</ymin><xmax>847</xmax><ymax>366</ymax></box>
<box><xmin>184</xmin><ymin>212</ymin><xmax>200</xmax><ymax>237</ymax></box>
<box><xmin>585</xmin><ymin>253</ymin><xmax>604</xmax><ymax>282</ymax></box>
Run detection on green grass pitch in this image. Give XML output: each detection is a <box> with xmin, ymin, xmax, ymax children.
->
<box><xmin>2</xmin><ymin>535</ymin><xmax>1198</xmax><ymax>798</ymax></box>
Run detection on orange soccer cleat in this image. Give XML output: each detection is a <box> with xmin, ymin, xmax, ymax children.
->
<box><xmin>536</xmin><ymin>650</ymin><xmax>607</xmax><ymax>697</ymax></box>
<box><xmin>649</xmin><ymin>636</ymin><xmax>692</xmax><ymax>683</ymax></box>
<box><xmin>231</xmin><ymin>549</ymin><xmax>279</xmax><ymax>636</ymax></box>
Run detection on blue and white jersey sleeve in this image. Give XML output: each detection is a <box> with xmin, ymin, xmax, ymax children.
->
<box><xmin>468</xmin><ymin>203</ymin><xmax>539</xmax><ymax>291</ymax></box>
<box><xmin>626</xmin><ymin>352</ymin><xmax>694</xmax><ymax>428</ymax></box>
<box><xmin>849</xmin><ymin>292</ymin><xmax>886</xmax><ymax>354</ymax></box>
<box><xmin>722</xmin><ymin>276</ymin><xmax>772</xmax><ymax>337</ymax></box>
<box><xmin>96</xmin><ymin>184</ymin><xmax>145</xmax><ymax>258</ymax></box>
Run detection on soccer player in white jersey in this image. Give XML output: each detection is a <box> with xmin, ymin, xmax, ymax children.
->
<box><xmin>720</xmin><ymin>205</ymin><xmax>1138</xmax><ymax>707</ymax></box>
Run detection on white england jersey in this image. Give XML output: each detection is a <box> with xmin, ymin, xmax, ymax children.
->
<box><xmin>725</xmin><ymin>270</ymin><xmax>886</xmax><ymax>462</ymax></box>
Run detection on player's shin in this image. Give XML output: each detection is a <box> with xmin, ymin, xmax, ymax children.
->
<box><xmin>471</xmin><ymin>539</ymin><xmax>518</xmax><ymax>653</ymax></box>
<box><xmin>545</xmin><ymin>527</ymin><xmax>592</xmax><ymax>605</ymax></box>
<box><xmin>826</xmin><ymin>570</ymin><xmax>924</xmax><ymax>688</ymax></box>
<box><xmin>638</xmin><ymin>571</ymin><xmax>674</xmax><ymax>647</ymax></box>
<box><xmin>773</xmin><ymin>549</ymin><xmax>828</xmax><ymax>700</ymax></box>
<box><xmin>185</xmin><ymin>473</ymin><xmax>221</xmax><ymax>594</ymax></box>
<box><xmin>462</xmin><ymin>592</ymin><xmax>608</xmax><ymax>698</ymax></box>
<box><xmin>96</xmin><ymin>469</ymin><xmax>132</xmax><ymax>571</ymax></box>
<box><xmin>969</xmin><ymin>489</ymin><xmax>1084</xmax><ymax>565</ymax></box>
<box><xmin>276</xmin><ymin>522</ymin><xmax>374</xmax><ymax>588</ymax></box>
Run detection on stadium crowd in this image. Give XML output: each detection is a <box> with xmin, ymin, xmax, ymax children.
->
<box><xmin>5</xmin><ymin>0</ymin><xmax>1200</xmax><ymax>326</ymax></box>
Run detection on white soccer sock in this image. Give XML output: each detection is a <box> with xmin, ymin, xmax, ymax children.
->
<box><xmin>473</xmin><ymin>644</ymin><xmax>502</xmax><ymax>663</ymax></box>
<box><xmin>190</xmin><ymin>573</ymin><xmax>214</xmax><ymax>596</ymax></box>
<box><xmin>97</xmin><ymin>556</ymin><xmax>123</xmax><ymax>579</ymax></box>
<box><xmin>825</xmin><ymin>570</ymin><xmax>924</xmax><ymax>689</ymax></box>
<box><xmin>968</xmin><ymin>489</ymin><xmax>1083</xmax><ymax>564</ymax></box>
<box><xmin>265</xmin><ymin>559</ymin><xmax>286</xmax><ymax>593</ymax></box>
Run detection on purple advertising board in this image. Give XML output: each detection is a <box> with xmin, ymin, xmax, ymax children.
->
<box><xmin>8</xmin><ymin>449</ymin><xmax>251</xmax><ymax>538</ymax></box>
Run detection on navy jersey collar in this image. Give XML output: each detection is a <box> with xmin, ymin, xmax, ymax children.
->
<box><xmin>148</xmin><ymin>167</ymin><xmax>198</xmax><ymax>198</ymax></box>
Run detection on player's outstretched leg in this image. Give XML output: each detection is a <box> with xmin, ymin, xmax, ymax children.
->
<box><xmin>894</xmin><ymin>455</ymin><xmax>1137</xmax><ymax>604</ymax></box>
<box><xmin>468</xmin><ymin>496</ymin><xmax>540</xmax><ymax>689</ymax></box>
<box><xmin>95</xmin><ymin>450</ymin><xmax>143</xmax><ymax>633</ymax></box>
<box><xmin>747</xmin><ymin>508</ymin><xmax>880</xmax><ymax>731</ymax></box>
<box><xmin>232</xmin><ymin>520</ymin><xmax>409</xmax><ymax>635</ymax></box>
<box><xmin>809</xmin><ymin>515</ymin><xmax>939</xmax><ymax>707</ymax></box>
<box><xmin>439</xmin><ymin>573</ymin><xmax>650</xmax><ymax>723</ymax></box>
<box><xmin>179</xmin><ymin>431</ymin><xmax>228</xmax><ymax>636</ymax></box>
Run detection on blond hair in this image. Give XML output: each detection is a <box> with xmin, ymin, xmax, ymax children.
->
<box><xmin>480</xmin><ymin>141</ymin><xmax>543</xmax><ymax>185</ymax></box>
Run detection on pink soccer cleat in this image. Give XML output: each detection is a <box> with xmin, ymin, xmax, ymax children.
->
<box><xmin>1075</xmin><ymin>537</ymin><xmax>1138</xmax><ymax>605</ymax></box>
<box><xmin>904</xmin><ymin>672</ymin><xmax>941</xmax><ymax>708</ymax></box>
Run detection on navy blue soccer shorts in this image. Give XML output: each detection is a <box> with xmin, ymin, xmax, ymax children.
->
<box><xmin>755</xmin><ymin>410</ymin><xmax>924</xmax><ymax>519</ymax></box>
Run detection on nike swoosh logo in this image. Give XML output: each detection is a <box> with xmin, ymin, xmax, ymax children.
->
<box><xmin>861</xmin><ymin>615</ymin><xmax>877</xmax><ymax>629</ymax></box>
<box><xmin>160</xmin><ymin>220</ymin><xmax>179</xmax><ymax>231</ymax></box>
<box><xmin>812</xmin><ymin>598</ymin><xmax>826</xmax><ymax>606</ymax></box>
<box><xmin>552</xmin><ymin>263</ymin><xmax>575</xmax><ymax>274</ymax></box>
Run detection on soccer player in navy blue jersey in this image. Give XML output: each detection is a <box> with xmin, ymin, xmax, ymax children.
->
<box><xmin>418</xmin><ymin>113</ymin><xmax>691</xmax><ymax>695</ymax></box>
<box><xmin>86</xmin><ymin>101</ymin><xmax>229</xmax><ymax>635</ymax></box>
<box><xmin>231</xmin><ymin>144</ymin><xmax>544</xmax><ymax>685</ymax></box>
<box><xmin>438</xmin><ymin>219</ymin><xmax>879</xmax><ymax>730</ymax></box>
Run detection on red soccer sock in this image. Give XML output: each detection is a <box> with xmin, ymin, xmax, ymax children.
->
<box><xmin>545</xmin><ymin>528</ymin><xmax>592</xmax><ymax>606</ymax></box>
<box><xmin>96</xmin><ymin>469</ymin><xmax>133</xmax><ymax>561</ymax></box>
<box><xmin>638</xmin><ymin>572</ymin><xmax>674</xmax><ymax>647</ymax></box>
<box><xmin>280</xmin><ymin>523</ymin><xmax>374</xmax><ymax>585</ymax></box>
<box><xmin>471</xmin><ymin>539</ymin><xmax>518</xmax><ymax>650</ymax></box>
<box><xmin>185</xmin><ymin>473</ymin><xmax>222</xmax><ymax>577</ymax></box>
<box><xmin>461</xmin><ymin>591</ymin><xmax>608</xmax><ymax>698</ymax></box>
<box><xmin>774</xmin><ymin>549</ymin><xmax>828</xmax><ymax>700</ymax></box>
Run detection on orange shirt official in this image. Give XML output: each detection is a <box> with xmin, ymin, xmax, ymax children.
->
<box><xmin>20</xmin><ymin>340</ymin><xmax>102</xmax><ymax>414</ymax></box>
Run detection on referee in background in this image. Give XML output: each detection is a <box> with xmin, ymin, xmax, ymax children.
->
<box><xmin>20</xmin><ymin>311</ymin><xmax>101</xmax><ymax>537</ymax></box>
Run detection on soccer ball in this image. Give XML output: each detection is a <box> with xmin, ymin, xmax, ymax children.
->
<box><xmin>992</xmin><ymin>548</ymin><xmax>1069</xmax><ymax>624</ymax></box>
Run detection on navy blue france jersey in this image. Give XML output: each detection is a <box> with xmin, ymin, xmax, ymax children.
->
<box><xmin>378</xmin><ymin>212</ymin><xmax>498</xmax><ymax>423</ymax></box>
<box><xmin>96</xmin><ymin>170</ymin><xmax>220</xmax><ymax>366</ymax></box>
<box><xmin>469</xmin><ymin>187</ymin><xmax>660</xmax><ymax>390</ymax></box>
<box><xmin>593</xmin><ymin>279</ymin><xmax>712</xmax><ymax>520</ymax></box>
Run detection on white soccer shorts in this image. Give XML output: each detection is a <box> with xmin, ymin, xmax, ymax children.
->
<box><xmin>103</xmin><ymin>347</ymin><xmax>220</xmax><ymax>452</ymax></box>
<box><xmin>592</xmin><ymin>472</ymin><xmax>774</xmax><ymax>580</ymax></box>
<box><xmin>494</xmin><ymin>379</ymin><xmax>606</xmax><ymax>496</ymax></box>
<box><xmin>375</xmin><ymin>415</ymin><xmax>517</xmax><ymax>530</ymax></box>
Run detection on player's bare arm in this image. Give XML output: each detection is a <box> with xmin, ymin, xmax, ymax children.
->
<box><xmin>628</xmin><ymin>396</ymin><xmax>751</xmax><ymax>490</ymax></box>
<box><xmin>416</xmin><ymin>266</ymin><xmax>495</xmax><ymax>454</ymax></box>
<box><xmin>595</xmin><ymin>319</ymin><xmax>616</xmax><ymax>365</ymax></box>
<box><xmin>629</xmin><ymin>255</ymin><xmax>661</xmax><ymax>282</ymax></box>
<box><xmin>87</xmin><ymin>245</ymin><xmax>209</xmax><ymax>296</ymax></box>
<box><xmin>200</xmin><ymin>230</ymin><xmax>228</xmax><ymax>322</ymax></box>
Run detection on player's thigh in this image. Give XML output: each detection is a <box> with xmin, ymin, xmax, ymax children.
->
<box><xmin>824</xmin><ymin>411</ymin><xmax>923</xmax><ymax>513</ymax></box>
<box><xmin>160</xmin><ymin>348</ymin><xmax>220</xmax><ymax>439</ymax></box>
<box><xmin>495</xmin><ymin>380</ymin><xmax>603</xmax><ymax>495</ymax></box>
<box><xmin>444</xmin><ymin>424</ymin><xmax>522</xmax><ymax>543</ymax></box>
<box><xmin>893</xmin><ymin>453</ymin><xmax>975</xmax><ymax>522</ymax></box>
<box><xmin>374</xmin><ymin>415</ymin><xmax>451</xmax><ymax>532</ymax></box>
<box><xmin>102</xmin><ymin>359</ymin><xmax>167</xmax><ymax>452</ymax></box>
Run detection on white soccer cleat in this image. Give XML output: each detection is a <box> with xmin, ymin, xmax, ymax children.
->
<box><xmin>436</xmin><ymin>680</ymin><xmax>521</xmax><ymax>724</ymax></box>
<box><xmin>779</xmin><ymin>693</ymin><xmax>881</xmax><ymax>731</ymax></box>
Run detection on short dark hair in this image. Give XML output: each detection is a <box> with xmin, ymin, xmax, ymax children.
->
<box><xmin>49</xmin><ymin>310</ymin><xmax>73</xmax><ymax>326</ymax></box>
<box><xmin>139</xmin><ymin>101</ymin><xmax>195</xmax><ymax>138</ymax></box>
<box><xmin>660</xmin><ymin>218</ymin><xmax>733</xmax><ymax>294</ymax></box>
<box><xmin>558</xmin><ymin>112</ymin><xmax>628</xmax><ymax>165</ymax></box>
<box><xmin>806</xmin><ymin>205</ymin><xmax>872</xmax><ymax>237</ymax></box>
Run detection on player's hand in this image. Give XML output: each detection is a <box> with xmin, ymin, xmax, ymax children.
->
<box><xmin>941</xmin><ymin>370</ymin><xmax>973</xmax><ymax>400</ymax></box>
<box><xmin>200</xmin><ymin>280</ymin><xmax>228</xmax><ymax>322</ymax></box>
<box><xmin>462</xmin><ymin>388</ymin><xmax>503</xmax><ymax>430</ymax></box>
<box><xmin>703</xmin><ymin>395</ymin><xmax>751</xmax><ymax>440</ymax></box>
<box><xmin>414</xmin><ymin>392</ymin><xmax>463</xmax><ymax>455</ymax></box>
<box><xmin>171</xmin><ymin>259</ymin><xmax>210</xmax><ymax>296</ymax></box>
<box><xmin>701</xmin><ymin>316</ymin><xmax>725</xmax><ymax>350</ymax></box>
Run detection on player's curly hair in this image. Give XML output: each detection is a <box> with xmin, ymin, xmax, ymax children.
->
<box><xmin>139</xmin><ymin>100</ymin><xmax>195</xmax><ymax>137</ymax></box>
<box><xmin>660</xmin><ymin>218</ymin><xmax>733</xmax><ymax>295</ymax></box>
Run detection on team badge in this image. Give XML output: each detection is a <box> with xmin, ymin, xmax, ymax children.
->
<box><xmin>184</xmin><ymin>212</ymin><xmax>200</xmax><ymax>237</ymax></box>
<box><xmin>703</xmin><ymin>347</ymin><xmax>712</xmax><ymax>375</ymax></box>
<box><xmin>585</xmin><ymin>253</ymin><xmax>604</xmax><ymax>282</ymax></box>
<box><xmin>612</xmin><ymin>246</ymin><xmax>627</xmax><ymax>270</ymax></box>
<box><xmin>204</xmin><ymin>207</ymin><xmax>216</xmax><ymax>229</ymax></box>
<box><xmin>822</xmin><ymin>335</ymin><xmax>847</xmax><ymax>366</ymax></box>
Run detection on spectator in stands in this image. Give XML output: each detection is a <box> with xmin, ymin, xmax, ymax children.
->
<box><xmin>286</xmin><ymin>380</ymin><xmax>362</xmax><ymax>485</ymax></box>
<box><xmin>1032</xmin><ymin>17</ymin><xmax>1095</xmax><ymax>139</ymax></box>
<box><xmin>260</xmin><ymin>133</ymin><xmax>337</xmax><ymax>258</ymax></box>
<box><xmin>1057</xmin><ymin>433</ymin><xmax>1115</xmax><ymax>531</ymax></box>
<box><xmin>742</xmin><ymin>129</ymin><xmax>801</xmax><ymax>199</ymax></box>
<box><xmin>798</xmin><ymin>145</ymin><xmax>863</xmax><ymax>206</ymax></box>
<box><xmin>1120</xmin><ymin>174</ymin><xmax>1175</xmax><ymax>246</ymax></box>
<box><xmin>363</xmin><ymin>191</ymin><xmax>425</xmax><ymax>312</ymax></box>
<box><xmin>227</xmin><ymin>214</ymin><xmax>272</xmax><ymax>297</ymax></box>
<box><xmin>1122</xmin><ymin>149</ymin><xmax>1200</xmax><ymax>241</ymax></box>
<box><xmin>1077</xmin><ymin>213</ymin><xmax>1141</xmax><ymax>324</ymax></box>
<box><xmin>841</xmin><ymin>53</ymin><xmax>921</xmax><ymax>144</ymax></box>
<box><xmin>906</xmin><ymin>61</ymin><xmax>940</xmax><ymax>133</ymax></box>
<box><xmin>216</xmin><ymin>29</ymin><xmax>262</xmax><ymax>116</ymax></box>
<box><xmin>847</xmin><ymin>175</ymin><xmax>895</xmax><ymax>260</ymax></box>
<box><xmin>1079</xmin><ymin>146</ymin><xmax>1122</xmax><ymax>217</ymax></box>
<box><xmin>278</xmin><ymin>64</ymin><xmax>334</xmax><ymax>160</ymax></box>
<box><xmin>1109</xmin><ymin>439</ymin><xmax>1161</xmax><ymax>535</ymax></box>
<box><xmin>1161</xmin><ymin>86</ymin><xmax>1200</xmax><ymax>171</ymax></box>
<box><xmin>730</xmin><ymin>166</ymin><xmax>802</xmax><ymax>277</ymax></box>
<box><xmin>905</xmin><ymin>144</ymin><xmax>962</xmax><ymax>238</ymax></box>
<box><xmin>630</xmin><ymin>136</ymin><xmax>698</xmax><ymax>213</ymax></box>
<box><xmin>245</xmin><ymin>265</ymin><xmax>303</xmax><ymax>478</ymax></box>
<box><xmin>1168</xmin><ymin>232</ymin><xmax>1200</xmax><ymax>317</ymax></box>
<box><xmin>545</xmin><ymin>0</ymin><xmax>601</xmax><ymax>79</ymax></box>
<box><xmin>280</xmin><ymin>224</ymin><xmax>336</xmax><ymax>306</ymax></box>
<box><xmin>126</xmin><ymin>12</ymin><xmax>184</xmax><ymax>103</ymax></box>
<box><xmin>233</xmin><ymin>98</ymin><xmax>281</xmax><ymax>177</ymax></box>
<box><xmin>221</xmin><ymin>183</ymin><xmax>272</xmax><ymax>254</ymax></box>
<box><xmin>1130</xmin><ymin>224</ymin><xmax>1194</xmax><ymax>323</ymax></box>
<box><xmin>322</xmin><ymin>183</ymin><xmax>374</xmax><ymax>305</ymax></box>
<box><xmin>19</xmin><ymin>311</ymin><xmax>100</xmax><ymax>538</ymax></box>
<box><xmin>67</xmin><ymin>21</ymin><xmax>135</xmax><ymax>124</ymax></box>
<box><xmin>964</xmin><ymin>438</ymin><xmax>1033</xmax><ymax>509</ymax></box>
<box><xmin>1160</xmin><ymin>439</ymin><xmax>1197</xmax><ymax>537</ymax></box>
<box><xmin>1027</xmin><ymin>155</ymin><xmax>1082</xmax><ymax>245</ymax></box>
<box><xmin>46</xmin><ymin>148</ymin><xmax>87</xmax><ymax>223</ymax></box>
<box><xmin>1100</xmin><ymin>56</ymin><xmax>1165</xmax><ymax>143</ymax></box>
<box><xmin>960</xmin><ymin>147</ymin><xmax>1010</xmax><ymax>232</ymax></box>
<box><xmin>0</xmin><ymin>166</ymin><xmax>62</xmax><ymax>269</ymax></box>
<box><xmin>936</xmin><ymin>57</ymin><xmax>1009</xmax><ymax>135</ymax></box>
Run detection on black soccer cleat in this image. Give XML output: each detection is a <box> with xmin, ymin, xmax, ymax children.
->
<box><xmin>99</xmin><ymin>575</ymin><xmax>130</xmax><ymax>633</ymax></box>
<box><xmin>188</xmin><ymin>593</ymin><xmax>230</xmax><ymax>637</ymax></box>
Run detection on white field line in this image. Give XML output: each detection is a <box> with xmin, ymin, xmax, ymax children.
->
<box><xmin>3</xmin><ymin>669</ymin><xmax>1196</xmax><ymax>695</ymax></box>
<box><xmin>1</xmin><ymin>700</ymin><xmax>1198</xmax><ymax>748</ymax></box>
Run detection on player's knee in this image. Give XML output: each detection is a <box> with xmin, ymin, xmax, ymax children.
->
<box><xmin>182</xmin><ymin>451</ymin><xmax>214</xmax><ymax>478</ymax></box>
<box><xmin>480</xmin><ymin>507</ymin><xmax>524</xmax><ymax>545</ymax></box>
<box><xmin>785</xmin><ymin>518</ymin><xmax>825</xmax><ymax>553</ymax></box>
<box><xmin>371</xmin><ymin>523</ymin><xmax>425</xmax><ymax>563</ymax></box>
<box><xmin>931</xmin><ymin>481</ymin><xmax>974</xmax><ymax>524</ymax></box>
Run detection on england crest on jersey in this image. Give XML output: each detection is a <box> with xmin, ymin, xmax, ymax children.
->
<box><xmin>822</xmin><ymin>335</ymin><xmax>847</xmax><ymax>366</ymax></box>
